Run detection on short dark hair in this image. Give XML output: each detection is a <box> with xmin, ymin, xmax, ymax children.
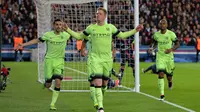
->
<box><xmin>53</xmin><ymin>19</ymin><xmax>62</xmax><ymax>24</ymax></box>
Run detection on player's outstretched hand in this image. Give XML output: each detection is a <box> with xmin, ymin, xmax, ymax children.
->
<box><xmin>136</xmin><ymin>24</ymin><xmax>144</xmax><ymax>32</ymax></box>
<box><xmin>165</xmin><ymin>48</ymin><xmax>173</xmax><ymax>54</ymax></box>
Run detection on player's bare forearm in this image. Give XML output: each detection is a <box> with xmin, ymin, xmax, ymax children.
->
<box><xmin>172</xmin><ymin>40</ymin><xmax>180</xmax><ymax>51</ymax></box>
<box><xmin>80</xmin><ymin>40</ymin><xmax>87</xmax><ymax>56</ymax></box>
<box><xmin>21</xmin><ymin>39</ymin><xmax>40</xmax><ymax>47</ymax></box>
<box><xmin>148</xmin><ymin>40</ymin><xmax>157</xmax><ymax>53</ymax></box>
<box><xmin>112</xmin><ymin>41</ymin><xmax>116</xmax><ymax>59</ymax></box>
<box><xmin>112</xmin><ymin>41</ymin><xmax>115</xmax><ymax>50</ymax></box>
<box><xmin>150</xmin><ymin>40</ymin><xmax>157</xmax><ymax>50</ymax></box>
<box><xmin>112</xmin><ymin>49</ymin><xmax>116</xmax><ymax>59</ymax></box>
<box><xmin>165</xmin><ymin>40</ymin><xmax>180</xmax><ymax>54</ymax></box>
<box><xmin>81</xmin><ymin>40</ymin><xmax>87</xmax><ymax>51</ymax></box>
<box><xmin>131</xmin><ymin>43</ymin><xmax>134</xmax><ymax>50</ymax></box>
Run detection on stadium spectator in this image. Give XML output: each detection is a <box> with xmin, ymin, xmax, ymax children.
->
<box><xmin>195</xmin><ymin>33</ymin><xmax>200</xmax><ymax>62</ymax></box>
<box><xmin>138</xmin><ymin>0</ymin><xmax>200</xmax><ymax>45</ymax></box>
<box><xmin>13</xmin><ymin>32</ymin><xmax>23</xmax><ymax>61</ymax></box>
<box><xmin>76</xmin><ymin>40</ymin><xmax>83</xmax><ymax>61</ymax></box>
<box><xmin>1</xmin><ymin>0</ymin><xmax>37</xmax><ymax>45</ymax></box>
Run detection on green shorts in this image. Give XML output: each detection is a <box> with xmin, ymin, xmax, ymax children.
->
<box><xmin>156</xmin><ymin>57</ymin><xmax>175</xmax><ymax>75</ymax></box>
<box><xmin>44</xmin><ymin>58</ymin><xmax>64</xmax><ymax>80</ymax></box>
<box><xmin>87</xmin><ymin>59</ymin><xmax>113</xmax><ymax>81</ymax></box>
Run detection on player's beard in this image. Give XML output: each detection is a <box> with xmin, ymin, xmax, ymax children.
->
<box><xmin>55</xmin><ymin>28</ymin><xmax>62</xmax><ymax>33</ymax></box>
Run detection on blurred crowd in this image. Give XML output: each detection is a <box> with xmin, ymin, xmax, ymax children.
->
<box><xmin>1</xmin><ymin>0</ymin><xmax>37</xmax><ymax>45</ymax></box>
<box><xmin>139</xmin><ymin>0</ymin><xmax>200</xmax><ymax>45</ymax></box>
<box><xmin>1</xmin><ymin>0</ymin><xmax>199</xmax><ymax>46</ymax></box>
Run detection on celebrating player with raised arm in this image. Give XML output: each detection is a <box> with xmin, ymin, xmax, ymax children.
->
<box><xmin>18</xmin><ymin>19</ymin><xmax>82</xmax><ymax>110</ymax></box>
<box><xmin>149</xmin><ymin>19</ymin><xmax>180</xmax><ymax>100</ymax></box>
<box><xmin>65</xmin><ymin>7</ymin><xmax>143</xmax><ymax>112</ymax></box>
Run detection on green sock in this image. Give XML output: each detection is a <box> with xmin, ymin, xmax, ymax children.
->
<box><xmin>50</xmin><ymin>88</ymin><xmax>60</xmax><ymax>106</ymax></box>
<box><xmin>102</xmin><ymin>86</ymin><xmax>107</xmax><ymax>96</ymax></box>
<box><xmin>95</xmin><ymin>87</ymin><xmax>103</xmax><ymax>109</ymax></box>
<box><xmin>158</xmin><ymin>78</ymin><xmax>164</xmax><ymax>95</ymax></box>
<box><xmin>90</xmin><ymin>86</ymin><xmax>97</xmax><ymax>106</ymax></box>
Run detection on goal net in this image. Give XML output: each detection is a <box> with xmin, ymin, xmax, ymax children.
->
<box><xmin>35</xmin><ymin>0</ymin><xmax>136</xmax><ymax>92</ymax></box>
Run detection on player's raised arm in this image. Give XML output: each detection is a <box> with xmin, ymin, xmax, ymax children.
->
<box><xmin>115</xmin><ymin>24</ymin><xmax>144</xmax><ymax>39</ymax></box>
<box><xmin>63</xmin><ymin>23</ymin><xmax>87</xmax><ymax>40</ymax></box>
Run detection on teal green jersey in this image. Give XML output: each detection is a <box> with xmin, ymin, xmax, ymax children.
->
<box><xmin>153</xmin><ymin>29</ymin><xmax>177</xmax><ymax>59</ymax></box>
<box><xmin>39</xmin><ymin>31</ymin><xmax>70</xmax><ymax>59</ymax></box>
<box><xmin>83</xmin><ymin>23</ymin><xmax>119</xmax><ymax>61</ymax></box>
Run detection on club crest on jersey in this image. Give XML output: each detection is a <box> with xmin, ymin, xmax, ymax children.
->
<box><xmin>106</xmin><ymin>27</ymin><xmax>110</xmax><ymax>31</ymax></box>
<box><xmin>166</xmin><ymin>37</ymin><xmax>169</xmax><ymax>40</ymax></box>
<box><xmin>92</xmin><ymin>29</ymin><xmax>95</xmax><ymax>31</ymax></box>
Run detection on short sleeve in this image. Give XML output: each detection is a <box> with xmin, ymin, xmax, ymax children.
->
<box><xmin>39</xmin><ymin>32</ymin><xmax>49</xmax><ymax>42</ymax></box>
<box><xmin>83</xmin><ymin>24</ymin><xmax>93</xmax><ymax>36</ymax></box>
<box><xmin>110</xmin><ymin>24</ymin><xmax>120</xmax><ymax>36</ymax></box>
<box><xmin>171</xmin><ymin>32</ymin><xmax>177</xmax><ymax>42</ymax></box>
<box><xmin>153</xmin><ymin>33</ymin><xmax>158</xmax><ymax>41</ymax></box>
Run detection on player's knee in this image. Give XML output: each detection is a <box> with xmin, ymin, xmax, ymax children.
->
<box><xmin>55</xmin><ymin>82</ymin><xmax>61</xmax><ymax>88</ymax></box>
<box><xmin>93</xmin><ymin>75</ymin><xmax>102</xmax><ymax>86</ymax></box>
<box><xmin>45</xmin><ymin>79</ymin><xmax>52</xmax><ymax>88</ymax></box>
<box><xmin>167</xmin><ymin>76</ymin><xmax>172</xmax><ymax>82</ymax></box>
<box><xmin>103</xmin><ymin>81</ymin><xmax>108</xmax><ymax>86</ymax></box>
<box><xmin>95</xmin><ymin>83</ymin><xmax>102</xmax><ymax>87</ymax></box>
<box><xmin>94</xmin><ymin>79</ymin><xmax>103</xmax><ymax>86</ymax></box>
<box><xmin>158</xmin><ymin>73</ymin><xmax>164</xmax><ymax>78</ymax></box>
<box><xmin>45</xmin><ymin>83</ymin><xmax>52</xmax><ymax>88</ymax></box>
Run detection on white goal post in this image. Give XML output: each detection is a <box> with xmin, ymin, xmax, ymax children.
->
<box><xmin>35</xmin><ymin>0</ymin><xmax>140</xmax><ymax>92</ymax></box>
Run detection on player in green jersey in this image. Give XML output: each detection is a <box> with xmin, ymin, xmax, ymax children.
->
<box><xmin>81</xmin><ymin>36</ymin><xmax>98</xmax><ymax>110</ymax></box>
<box><xmin>81</xmin><ymin>35</ymin><xmax>117</xmax><ymax>110</ymax></box>
<box><xmin>149</xmin><ymin>19</ymin><xmax>180</xmax><ymax>100</ymax></box>
<box><xmin>64</xmin><ymin>7</ymin><xmax>143</xmax><ymax>112</ymax></box>
<box><xmin>18</xmin><ymin>19</ymin><xmax>82</xmax><ymax>110</ymax></box>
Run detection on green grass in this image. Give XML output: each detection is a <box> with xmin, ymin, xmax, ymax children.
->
<box><xmin>0</xmin><ymin>62</ymin><xmax>199</xmax><ymax>112</ymax></box>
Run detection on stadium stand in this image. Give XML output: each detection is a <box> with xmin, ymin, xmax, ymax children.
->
<box><xmin>1</xmin><ymin>0</ymin><xmax>200</xmax><ymax>62</ymax></box>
